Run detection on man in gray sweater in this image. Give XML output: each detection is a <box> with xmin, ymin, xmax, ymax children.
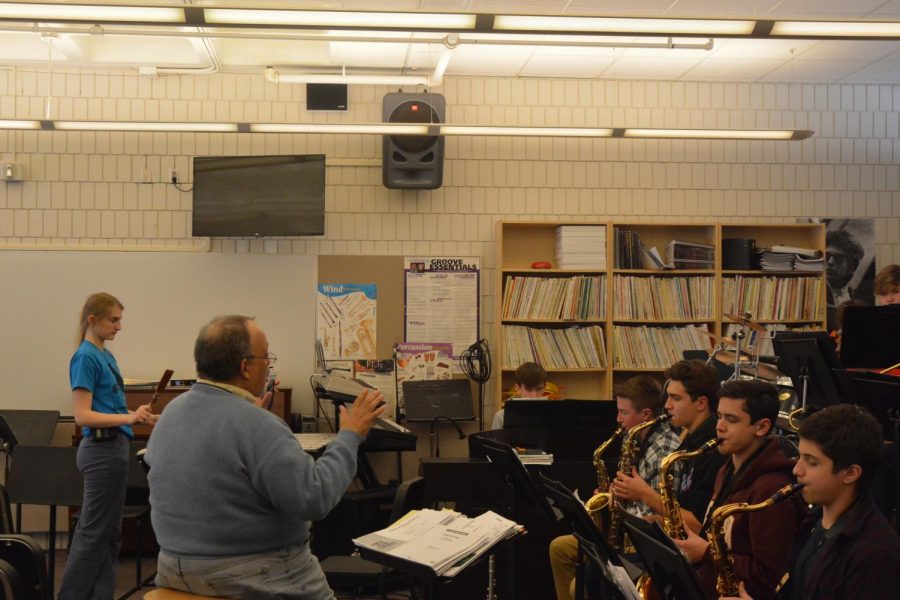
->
<box><xmin>146</xmin><ymin>315</ymin><xmax>384</xmax><ymax>599</ymax></box>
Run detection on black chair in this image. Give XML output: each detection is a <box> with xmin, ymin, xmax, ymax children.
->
<box><xmin>0</xmin><ymin>534</ymin><xmax>51</xmax><ymax>600</ymax></box>
<box><xmin>0</xmin><ymin>557</ymin><xmax>24</xmax><ymax>600</ymax></box>
<box><xmin>320</xmin><ymin>477</ymin><xmax>426</xmax><ymax>599</ymax></box>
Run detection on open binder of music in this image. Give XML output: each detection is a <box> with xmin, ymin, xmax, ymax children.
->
<box><xmin>353</xmin><ymin>508</ymin><xmax>524</xmax><ymax>578</ymax></box>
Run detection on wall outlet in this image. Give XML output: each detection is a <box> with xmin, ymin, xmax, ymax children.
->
<box><xmin>2</xmin><ymin>162</ymin><xmax>23</xmax><ymax>181</ymax></box>
<box><xmin>170</xmin><ymin>169</ymin><xmax>178</xmax><ymax>184</ymax></box>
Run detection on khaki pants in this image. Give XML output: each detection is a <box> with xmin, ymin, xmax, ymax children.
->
<box><xmin>549</xmin><ymin>534</ymin><xmax>580</xmax><ymax>600</ymax></box>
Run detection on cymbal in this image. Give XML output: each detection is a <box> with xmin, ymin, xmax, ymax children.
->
<box><xmin>702</xmin><ymin>331</ymin><xmax>736</xmax><ymax>346</ymax></box>
<box><xmin>723</xmin><ymin>313</ymin><xmax>768</xmax><ymax>333</ymax></box>
<box><xmin>715</xmin><ymin>351</ymin><xmax>785</xmax><ymax>381</ymax></box>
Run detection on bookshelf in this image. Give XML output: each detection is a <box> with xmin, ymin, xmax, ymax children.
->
<box><xmin>496</xmin><ymin>221</ymin><xmax>827</xmax><ymax>401</ymax></box>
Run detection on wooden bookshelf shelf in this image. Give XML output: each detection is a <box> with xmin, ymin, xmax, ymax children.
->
<box><xmin>496</xmin><ymin>221</ymin><xmax>826</xmax><ymax>401</ymax></box>
<box><xmin>613</xmin><ymin>319</ymin><xmax>715</xmax><ymax>324</ymax></box>
<box><xmin>723</xmin><ymin>270</ymin><xmax>823</xmax><ymax>276</ymax></box>
<box><xmin>502</xmin><ymin>319</ymin><xmax>606</xmax><ymax>324</ymax></box>
<box><xmin>613</xmin><ymin>269</ymin><xmax>716</xmax><ymax>275</ymax></box>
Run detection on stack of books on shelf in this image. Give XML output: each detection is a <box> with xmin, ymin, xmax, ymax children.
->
<box><xmin>612</xmin><ymin>324</ymin><xmax>712</xmax><ymax>369</ymax></box>
<box><xmin>723</xmin><ymin>323</ymin><xmax>823</xmax><ymax>357</ymax></box>
<box><xmin>555</xmin><ymin>225</ymin><xmax>607</xmax><ymax>269</ymax></box>
<box><xmin>354</xmin><ymin>508</ymin><xmax>524</xmax><ymax>577</ymax></box>
<box><xmin>502</xmin><ymin>275</ymin><xmax>605</xmax><ymax>320</ymax></box>
<box><xmin>723</xmin><ymin>276</ymin><xmax>824</xmax><ymax>321</ymax></box>
<box><xmin>503</xmin><ymin>324</ymin><xmax>608</xmax><ymax>370</ymax></box>
<box><xmin>759</xmin><ymin>245</ymin><xmax>824</xmax><ymax>272</ymax></box>
<box><xmin>613</xmin><ymin>276</ymin><xmax>714</xmax><ymax>320</ymax></box>
<box><xmin>615</xmin><ymin>228</ymin><xmax>642</xmax><ymax>269</ymax></box>
<box><xmin>665</xmin><ymin>240</ymin><xmax>715</xmax><ymax>269</ymax></box>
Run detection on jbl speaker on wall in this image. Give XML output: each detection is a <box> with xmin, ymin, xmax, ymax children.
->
<box><xmin>382</xmin><ymin>92</ymin><xmax>445</xmax><ymax>190</ymax></box>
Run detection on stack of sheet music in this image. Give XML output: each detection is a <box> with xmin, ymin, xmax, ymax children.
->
<box><xmin>517</xmin><ymin>450</ymin><xmax>554</xmax><ymax>465</ymax></box>
<box><xmin>354</xmin><ymin>509</ymin><xmax>524</xmax><ymax>577</ymax></box>
<box><xmin>761</xmin><ymin>245</ymin><xmax>824</xmax><ymax>272</ymax></box>
<box><xmin>556</xmin><ymin>225</ymin><xmax>607</xmax><ymax>269</ymax></box>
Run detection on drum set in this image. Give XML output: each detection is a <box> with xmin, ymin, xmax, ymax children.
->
<box><xmin>706</xmin><ymin>313</ymin><xmax>799</xmax><ymax>432</ymax></box>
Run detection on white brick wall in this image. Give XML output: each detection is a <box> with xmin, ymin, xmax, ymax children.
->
<box><xmin>2</xmin><ymin>68</ymin><xmax>899</xmax><ymax>408</ymax></box>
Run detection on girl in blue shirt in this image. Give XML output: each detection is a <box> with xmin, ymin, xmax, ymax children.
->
<box><xmin>58</xmin><ymin>292</ymin><xmax>156</xmax><ymax>600</ymax></box>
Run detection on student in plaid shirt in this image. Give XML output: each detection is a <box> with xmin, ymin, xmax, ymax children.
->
<box><xmin>549</xmin><ymin>375</ymin><xmax>679</xmax><ymax>600</ymax></box>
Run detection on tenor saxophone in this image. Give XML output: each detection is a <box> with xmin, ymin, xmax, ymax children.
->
<box><xmin>585</xmin><ymin>426</ymin><xmax>624</xmax><ymax>528</ymax></box>
<box><xmin>608</xmin><ymin>414</ymin><xmax>670</xmax><ymax>550</ymax></box>
<box><xmin>658</xmin><ymin>438</ymin><xmax>721</xmax><ymax>539</ymax></box>
<box><xmin>707</xmin><ymin>483</ymin><xmax>805</xmax><ymax>596</ymax></box>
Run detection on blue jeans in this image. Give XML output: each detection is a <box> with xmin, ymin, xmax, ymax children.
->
<box><xmin>58</xmin><ymin>434</ymin><xmax>129</xmax><ymax>600</ymax></box>
<box><xmin>156</xmin><ymin>543</ymin><xmax>335</xmax><ymax>599</ymax></box>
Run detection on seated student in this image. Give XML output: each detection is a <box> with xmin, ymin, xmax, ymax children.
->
<box><xmin>578</xmin><ymin>361</ymin><xmax>725</xmax><ymax>599</ymax></box>
<box><xmin>549</xmin><ymin>374</ymin><xmax>680</xmax><ymax>600</ymax></box>
<box><xmin>491</xmin><ymin>361</ymin><xmax>546</xmax><ymax>429</ymax></box>
<box><xmin>675</xmin><ymin>380</ymin><xmax>806</xmax><ymax>600</ymax></box>
<box><xmin>874</xmin><ymin>263</ymin><xmax>900</xmax><ymax>305</ymax></box>
<box><xmin>613</xmin><ymin>360</ymin><xmax>726</xmax><ymax>534</ymax></box>
<box><xmin>722</xmin><ymin>404</ymin><xmax>900</xmax><ymax>600</ymax></box>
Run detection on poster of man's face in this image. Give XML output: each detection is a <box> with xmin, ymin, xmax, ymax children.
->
<box><xmin>824</xmin><ymin>218</ymin><xmax>875</xmax><ymax>330</ymax></box>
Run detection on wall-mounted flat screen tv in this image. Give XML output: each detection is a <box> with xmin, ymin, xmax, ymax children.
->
<box><xmin>192</xmin><ymin>154</ymin><xmax>325</xmax><ymax>237</ymax></box>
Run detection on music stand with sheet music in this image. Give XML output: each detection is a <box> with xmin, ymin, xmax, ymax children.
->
<box><xmin>477</xmin><ymin>439</ymin><xmax>559</xmax><ymax>600</ymax></box>
<box><xmin>772</xmin><ymin>333</ymin><xmax>843</xmax><ymax>408</ymax></box>
<box><xmin>540</xmin><ymin>473</ymin><xmax>641</xmax><ymax>600</ymax></box>
<box><xmin>622</xmin><ymin>512</ymin><xmax>706</xmax><ymax>600</ymax></box>
<box><xmin>403</xmin><ymin>379</ymin><xmax>475</xmax><ymax>457</ymax></box>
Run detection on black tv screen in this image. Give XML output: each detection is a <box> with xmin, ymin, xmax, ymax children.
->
<box><xmin>192</xmin><ymin>154</ymin><xmax>325</xmax><ymax>237</ymax></box>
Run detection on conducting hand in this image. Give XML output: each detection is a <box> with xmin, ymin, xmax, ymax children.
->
<box><xmin>673</xmin><ymin>522</ymin><xmax>709</xmax><ymax>564</ymax></box>
<box><xmin>339</xmin><ymin>389</ymin><xmax>385</xmax><ymax>437</ymax></box>
<box><xmin>612</xmin><ymin>467</ymin><xmax>653</xmax><ymax>502</ymax></box>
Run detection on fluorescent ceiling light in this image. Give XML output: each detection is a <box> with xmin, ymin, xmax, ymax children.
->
<box><xmin>252</xmin><ymin>123</ymin><xmax>431</xmax><ymax>135</ymax></box>
<box><xmin>272</xmin><ymin>73</ymin><xmax>429</xmax><ymax>86</ymax></box>
<box><xmin>494</xmin><ymin>15</ymin><xmax>754</xmax><ymax>36</ymax></box>
<box><xmin>624</xmin><ymin>128</ymin><xmax>808</xmax><ymax>140</ymax></box>
<box><xmin>771</xmin><ymin>20</ymin><xmax>900</xmax><ymax>38</ymax></box>
<box><xmin>0</xmin><ymin>119</ymin><xmax>40</xmax><ymax>129</ymax></box>
<box><xmin>54</xmin><ymin>121</ymin><xmax>237</xmax><ymax>132</ymax></box>
<box><xmin>205</xmin><ymin>9</ymin><xmax>476</xmax><ymax>30</ymax></box>
<box><xmin>0</xmin><ymin>2</ymin><xmax>184</xmax><ymax>23</ymax></box>
<box><xmin>441</xmin><ymin>126</ymin><xmax>613</xmax><ymax>137</ymax></box>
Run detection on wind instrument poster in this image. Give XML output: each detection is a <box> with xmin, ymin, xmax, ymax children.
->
<box><xmin>404</xmin><ymin>256</ymin><xmax>480</xmax><ymax>358</ymax></box>
<box><xmin>317</xmin><ymin>283</ymin><xmax>377</xmax><ymax>360</ymax></box>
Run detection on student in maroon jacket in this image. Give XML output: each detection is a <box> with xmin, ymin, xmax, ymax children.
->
<box><xmin>675</xmin><ymin>379</ymin><xmax>806</xmax><ymax>600</ymax></box>
<box><xmin>723</xmin><ymin>404</ymin><xmax>900</xmax><ymax>600</ymax></box>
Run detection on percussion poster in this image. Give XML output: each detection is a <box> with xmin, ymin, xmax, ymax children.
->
<box><xmin>404</xmin><ymin>257</ymin><xmax>480</xmax><ymax>358</ymax></box>
<box><xmin>317</xmin><ymin>283</ymin><xmax>377</xmax><ymax>360</ymax></box>
<box><xmin>394</xmin><ymin>342</ymin><xmax>454</xmax><ymax>413</ymax></box>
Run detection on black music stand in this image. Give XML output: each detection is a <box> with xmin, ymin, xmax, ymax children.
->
<box><xmin>403</xmin><ymin>380</ymin><xmax>475</xmax><ymax>457</ymax></box>
<box><xmin>6</xmin><ymin>445</ymin><xmax>82</xmax><ymax>599</ymax></box>
<box><xmin>772</xmin><ymin>334</ymin><xmax>843</xmax><ymax>408</ymax></box>
<box><xmin>540</xmin><ymin>474</ymin><xmax>639</xmax><ymax>600</ymax></box>
<box><xmin>622</xmin><ymin>513</ymin><xmax>705</xmax><ymax>600</ymax></box>
<box><xmin>477</xmin><ymin>439</ymin><xmax>558</xmax><ymax>600</ymax></box>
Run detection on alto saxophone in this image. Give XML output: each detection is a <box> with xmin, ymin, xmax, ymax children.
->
<box><xmin>658</xmin><ymin>438</ymin><xmax>721</xmax><ymax>539</ymax></box>
<box><xmin>585</xmin><ymin>426</ymin><xmax>624</xmax><ymax>528</ymax></box>
<box><xmin>608</xmin><ymin>414</ymin><xmax>670</xmax><ymax>551</ymax></box>
<box><xmin>708</xmin><ymin>483</ymin><xmax>805</xmax><ymax>596</ymax></box>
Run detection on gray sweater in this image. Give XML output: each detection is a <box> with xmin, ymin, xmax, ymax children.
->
<box><xmin>146</xmin><ymin>382</ymin><xmax>361</xmax><ymax>557</ymax></box>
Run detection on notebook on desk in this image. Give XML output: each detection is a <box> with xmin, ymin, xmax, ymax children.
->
<box><xmin>402</xmin><ymin>379</ymin><xmax>474</xmax><ymax>422</ymax></box>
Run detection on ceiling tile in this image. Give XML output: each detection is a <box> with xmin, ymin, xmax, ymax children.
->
<box><xmin>760</xmin><ymin>60</ymin><xmax>871</xmax><ymax>82</ymax></box>
<box><xmin>795</xmin><ymin>40</ymin><xmax>900</xmax><ymax>61</ymax></box>
<box><xmin>681</xmin><ymin>58</ymin><xmax>789</xmax><ymax>81</ymax></box>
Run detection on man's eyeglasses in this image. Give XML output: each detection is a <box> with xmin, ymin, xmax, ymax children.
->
<box><xmin>245</xmin><ymin>352</ymin><xmax>277</xmax><ymax>365</ymax></box>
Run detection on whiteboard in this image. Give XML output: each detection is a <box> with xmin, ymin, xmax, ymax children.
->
<box><xmin>0</xmin><ymin>251</ymin><xmax>316</xmax><ymax>415</ymax></box>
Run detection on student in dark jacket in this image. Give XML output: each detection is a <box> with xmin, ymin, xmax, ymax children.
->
<box><xmin>675</xmin><ymin>380</ymin><xmax>806</xmax><ymax>600</ymax></box>
<box><xmin>723</xmin><ymin>404</ymin><xmax>900</xmax><ymax>600</ymax></box>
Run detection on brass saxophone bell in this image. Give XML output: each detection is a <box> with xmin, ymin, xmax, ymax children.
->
<box><xmin>585</xmin><ymin>492</ymin><xmax>611</xmax><ymax>529</ymax></box>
